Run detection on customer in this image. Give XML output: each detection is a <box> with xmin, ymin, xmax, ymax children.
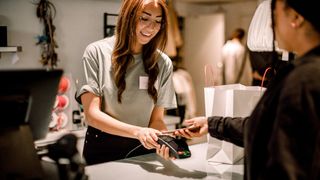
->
<box><xmin>175</xmin><ymin>0</ymin><xmax>320</xmax><ymax>179</ymax></box>
<box><xmin>76</xmin><ymin>0</ymin><xmax>177</xmax><ymax>165</ymax></box>
<box><xmin>221</xmin><ymin>28</ymin><xmax>249</xmax><ymax>84</ymax></box>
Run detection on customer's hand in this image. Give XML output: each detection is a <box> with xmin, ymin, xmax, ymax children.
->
<box><xmin>174</xmin><ymin>116</ymin><xmax>208</xmax><ymax>139</ymax></box>
<box><xmin>136</xmin><ymin>127</ymin><xmax>161</xmax><ymax>149</ymax></box>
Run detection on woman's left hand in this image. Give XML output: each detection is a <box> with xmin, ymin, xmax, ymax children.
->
<box><xmin>156</xmin><ymin>144</ymin><xmax>176</xmax><ymax>160</ymax></box>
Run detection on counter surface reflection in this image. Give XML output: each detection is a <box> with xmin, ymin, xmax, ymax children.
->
<box><xmin>85</xmin><ymin>142</ymin><xmax>244</xmax><ymax>180</ymax></box>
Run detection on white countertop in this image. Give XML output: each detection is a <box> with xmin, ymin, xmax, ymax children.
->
<box><xmin>85</xmin><ymin>142</ymin><xmax>244</xmax><ymax>180</ymax></box>
<box><xmin>34</xmin><ymin>128</ymin><xmax>87</xmax><ymax>147</ymax></box>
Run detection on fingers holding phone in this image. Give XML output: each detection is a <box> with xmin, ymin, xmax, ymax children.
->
<box><xmin>174</xmin><ymin>117</ymin><xmax>208</xmax><ymax>138</ymax></box>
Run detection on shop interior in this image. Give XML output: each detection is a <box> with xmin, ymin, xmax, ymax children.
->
<box><xmin>0</xmin><ymin>0</ymin><xmax>267</xmax><ymax>179</ymax></box>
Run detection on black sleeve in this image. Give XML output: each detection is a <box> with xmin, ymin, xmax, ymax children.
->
<box><xmin>207</xmin><ymin>116</ymin><xmax>248</xmax><ymax>147</ymax></box>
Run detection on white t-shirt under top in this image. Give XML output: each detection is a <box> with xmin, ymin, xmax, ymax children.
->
<box><xmin>76</xmin><ymin>36</ymin><xmax>177</xmax><ymax>127</ymax></box>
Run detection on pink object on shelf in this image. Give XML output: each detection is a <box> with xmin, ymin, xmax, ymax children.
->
<box><xmin>58</xmin><ymin>76</ymin><xmax>70</xmax><ymax>94</ymax></box>
<box><xmin>54</xmin><ymin>95</ymin><xmax>69</xmax><ymax>111</ymax></box>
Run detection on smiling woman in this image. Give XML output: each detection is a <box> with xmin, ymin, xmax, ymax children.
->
<box><xmin>75</xmin><ymin>0</ymin><xmax>177</xmax><ymax>165</ymax></box>
<box><xmin>138</xmin><ymin>15</ymin><xmax>163</xmax><ymax>29</ymax></box>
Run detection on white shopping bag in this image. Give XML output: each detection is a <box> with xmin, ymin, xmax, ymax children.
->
<box><xmin>204</xmin><ymin>84</ymin><xmax>265</xmax><ymax>164</ymax></box>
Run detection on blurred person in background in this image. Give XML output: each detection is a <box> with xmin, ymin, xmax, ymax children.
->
<box><xmin>175</xmin><ymin>0</ymin><xmax>320</xmax><ymax>179</ymax></box>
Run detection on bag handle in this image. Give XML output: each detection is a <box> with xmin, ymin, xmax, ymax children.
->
<box><xmin>204</xmin><ymin>64</ymin><xmax>215</xmax><ymax>87</ymax></box>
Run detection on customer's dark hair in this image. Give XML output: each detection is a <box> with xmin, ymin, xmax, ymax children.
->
<box><xmin>269</xmin><ymin>0</ymin><xmax>280</xmax><ymax>79</ymax></box>
<box><xmin>284</xmin><ymin>0</ymin><xmax>320</xmax><ymax>32</ymax></box>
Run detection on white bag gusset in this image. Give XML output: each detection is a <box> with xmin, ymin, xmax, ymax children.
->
<box><xmin>204</xmin><ymin>84</ymin><xmax>265</xmax><ymax>164</ymax></box>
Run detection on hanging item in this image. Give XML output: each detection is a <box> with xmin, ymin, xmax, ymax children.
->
<box><xmin>35</xmin><ymin>0</ymin><xmax>58</xmax><ymax>69</ymax></box>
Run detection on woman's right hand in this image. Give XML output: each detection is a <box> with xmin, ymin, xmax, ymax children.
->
<box><xmin>136</xmin><ymin>127</ymin><xmax>161</xmax><ymax>150</ymax></box>
<box><xmin>174</xmin><ymin>116</ymin><xmax>208</xmax><ymax>139</ymax></box>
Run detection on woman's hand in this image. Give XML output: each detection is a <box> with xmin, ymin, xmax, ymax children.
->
<box><xmin>136</xmin><ymin>128</ymin><xmax>174</xmax><ymax>160</ymax></box>
<box><xmin>156</xmin><ymin>144</ymin><xmax>173</xmax><ymax>160</ymax></box>
<box><xmin>136</xmin><ymin>127</ymin><xmax>161</xmax><ymax>149</ymax></box>
<box><xmin>155</xmin><ymin>133</ymin><xmax>177</xmax><ymax>161</ymax></box>
<box><xmin>174</xmin><ymin>116</ymin><xmax>208</xmax><ymax>139</ymax></box>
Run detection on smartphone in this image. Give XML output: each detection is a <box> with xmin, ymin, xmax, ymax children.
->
<box><xmin>162</xmin><ymin>125</ymin><xmax>200</xmax><ymax>134</ymax></box>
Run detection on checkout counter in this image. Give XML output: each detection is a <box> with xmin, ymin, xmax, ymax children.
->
<box><xmin>35</xmin><ymin>115</ymin><xmax>244</xmax><ymax>180</ymax></box>
<box><xmin>36</xmin><ymin>130</ymin><xmax>244</xmax><ymax>180</ymax></box>
<box><xmin>85</xmin><ymin>142</ymin><xmax>244</xmax><ymax>180</ymax></box>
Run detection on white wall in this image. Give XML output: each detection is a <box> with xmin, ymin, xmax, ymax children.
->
<box><xmin>184</xmin><ymin>13</ymin><xmax>225</xmax><ymax>115</ymax></box>
<box><xmin>175</xmin><ymin>1</ymin><xmax>258</xmax><ymax>38</ymax></box>
<box><xmin>0</xmin><ymin>0</ymin><xmax>121</xmax><ymax>84</ymax></box>
<box><xmin>175</xmin><ymin>1</ymin><xmax>258</xmax><ymax>115</ymax></box>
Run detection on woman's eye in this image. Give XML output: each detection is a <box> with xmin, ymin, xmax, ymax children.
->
<box><xmin>141</xmin><ymin>17</ymin><xmax>149</xmax><ymax>21</ymax></box>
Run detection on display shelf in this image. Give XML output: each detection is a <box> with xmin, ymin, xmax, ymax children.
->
<box><xmin>0</xmin><ymin>46</ymin><xmax>22</xmax><ymax>58</ymax></box>
<box><xmin>0</xmin><ymin>46</ymin><xmax>22</xmax><ymax>52</ymax></box>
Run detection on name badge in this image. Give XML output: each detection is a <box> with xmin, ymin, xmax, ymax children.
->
<box><xmin>139</xmin><ymin>76</ymin><xmax>148</xmax><ymax>89</ymax></box>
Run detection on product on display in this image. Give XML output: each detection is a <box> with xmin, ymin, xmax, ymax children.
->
<box><xmin>50</xmin><ymin>111</ymin><xmax>68</xmax><ymax>130</ymax></box>
<box><xmin>54</xmin><ymin>94</ymin><xmax>69</xmax><ymax>111</ymax></box>
<box><xmin>58</xmin><ymin>76</ymin><xmax>71</xmax><ymax>94</ymax></box>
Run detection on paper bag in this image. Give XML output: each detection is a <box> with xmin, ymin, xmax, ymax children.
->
<box><xmin>204</xmin><ymin>84</ymin><xmax>265</xmax><ymax>164</ymax></box>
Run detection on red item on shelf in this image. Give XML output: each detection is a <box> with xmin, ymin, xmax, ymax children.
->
<box><xmin>58</xmin><ymin>76</ymin><xmax>70</xmax><ymax>94</ymax></box>
<box><xmin>54</xmin><ymin>95</ymin><xmax>69</xmax><ymax>111</ymax></box>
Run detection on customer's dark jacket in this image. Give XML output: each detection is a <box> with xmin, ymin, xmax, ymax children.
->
<box><xmin>208</xmin><ymin>45</ymin><xmax>320</xmax><ymax>180</ymax></box>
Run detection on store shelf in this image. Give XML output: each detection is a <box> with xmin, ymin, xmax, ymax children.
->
<box><xmin>0</xmin><ymin>46</ymin><xmax>22</xmax><ymax>58</ymax></box>
<box><xmin>0</xmin><ymin>46</ymin><xmax>22</xmax><ymax>52</ymax></box>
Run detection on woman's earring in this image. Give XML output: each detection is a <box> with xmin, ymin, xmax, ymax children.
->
<box><xmin>291</xmin><ymin>14</ymin><xmax>304</xmax><ymax>28</ymax></box>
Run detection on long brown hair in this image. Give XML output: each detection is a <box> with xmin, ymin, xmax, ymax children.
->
<box><xmin>112</xmin><ymin>0</ymin><xmax>169</xmax><ymax>103</ymax></box>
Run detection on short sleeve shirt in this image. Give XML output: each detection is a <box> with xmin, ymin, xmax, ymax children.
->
<box><xmin>76</xmin><ymin>36</ymin><xmax>177</xmax><ymax>127</ymax></box>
